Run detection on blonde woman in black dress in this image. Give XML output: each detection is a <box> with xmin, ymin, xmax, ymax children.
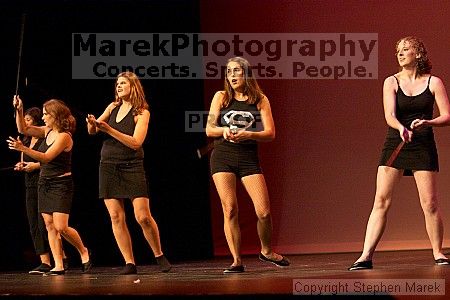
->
<box><xmin>349</xmin><ymin>36</ymin><xmax>450</xmax><ymax>270</ymax></box>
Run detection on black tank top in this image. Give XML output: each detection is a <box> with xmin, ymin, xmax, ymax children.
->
<box><xmin>387</xmin><ymin>75</ymin><xmax>434</xmax><ymax>139</ymax></box>
<box><xmin>100</xmin><ymin>105</ymin><xmax>144</xmax><ymax>163</ymax></box>
<box><xmin>216</xmin><ymin>98</ymin><xmax>262</xmax><ymax>146</ymax></box>
<box><xmin>38</xmin><ymin>130</ymin><xmax>72</xmax><ymax>178</ymax></box>
<box><xmin>23</xmin><ymin>137</ymin><xmax>44</xmax><ymax>187</ymax></box>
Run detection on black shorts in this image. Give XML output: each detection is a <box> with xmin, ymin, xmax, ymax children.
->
<box><xmin>210</xmin><ymin>142</ymin><xmax>262</xmax><ymax>178</ymax></box>
<box><xmin>99</xmin><ymin>161</ymin><xmax>149</xmax><ymax>199</ymax></box>
<box><xmin>38</xmin><ymin>175</ymin><xmax>73</xmax><ymax>214</ymax></box>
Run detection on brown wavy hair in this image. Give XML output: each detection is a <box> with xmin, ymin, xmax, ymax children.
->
<box><xmin>114</xmin><ymin>71</ymin><xmax>149</xmax><ymax>115</ymax></box>
<box><xmin>222</xmin><ymin>57</ymin><xmax>264</xmax><ymax>108</ymax></box>
<box><xmin>396</xmin><ymin>36</ymin><xmax>432</xmax><ymax>75</ymax></box>
<box><xmin>43</xmin><ymin>99</ymin><xmax>76</xmax><ymax>134</ymax></box>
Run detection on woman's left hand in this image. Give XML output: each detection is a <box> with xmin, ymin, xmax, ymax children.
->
<box><xmin>410</xmin><ymin>118</ymin><xmax>429</xmax><ymax>131</ymax></box>
<box><xmin>228</xmin><ymin>130</ymin><xmax>252</xmax><ymax>143</ymax></box>
<box><xmin>7</xmin><ymin>136</ymin><xmax>25</xmax><ymax>152</ymax></box>
<box><xmin>95</xmin><ymin>120</ymin><xmax>111</xmax><ymax>132</ymax></box>
<box><xmin>22</xmin><ymin>162</ymin><xmax>38</xmax><ymax>172</ymax></box>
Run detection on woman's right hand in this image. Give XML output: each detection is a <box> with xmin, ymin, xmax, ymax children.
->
<box><xmin>86</xmin><ymin>114</ymin><xmax>97</xmax><ymax>126</ymax></box>
<box><xmin>14</xmin><ymin>161</ymin><xmax>25</xmax><ymax>171</ymax></box>
<box><xmin>13</xmin><ymin>95</ymin><xmax>23</xmax><ymax>111</ymax></box>
<box><xmin>399</xmin><ymin>126</ymin><xmax>413</xmax><ymax>142</ymax></box>
<box><xmin>223</xmin><ymin>127</ymin><xmax>236</xmax><ymax>142</ymax></box>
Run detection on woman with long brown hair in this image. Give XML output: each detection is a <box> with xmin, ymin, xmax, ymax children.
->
<box><xmin>206</xmin><ymin>57</ymin><xmax>290</xmax><ymax>273</ymax></box>
<box><xmin>86</xmin><ymin>71</ymin><xmax>171</xmax><ymax>275</ymax></box>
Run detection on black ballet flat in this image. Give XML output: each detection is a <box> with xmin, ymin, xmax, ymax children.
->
<box><xmin>156</xmin><ymin>255</ymin><xmax>172</xmax><ymax>273</ymax></box>
<box><xmin>258</xmin><ymin>253</ymin><xmax>290</xmax><ymax>267</ymax></box>
<box><xmin>348</xmin><ymin>260</ymin><xmax>373</xmax><ymax>271</ymax></box>
<box><xmin>82</xmin><ymin>260</ymin><xmax>93</xmax><ymax>273</ymax></box>
<box><xmin>119</xmin><ymin>263</ymin><xmax>137</xmax><ymax>275</ymax></box>
<box><xmin>81</xmin><ymin>250</ymin><xmax>93</xmax><ymax>273</ymax></box>
<box><xmin>435</xmin><ymin>258</ymin><xmax>450</xmax><ymax>265</ymax></box>
<box><xmin>223</xmin><ymin>265</ymin><xmax>245</xmax><ymax>274</ymax></box>
<box><xmin>43</xmin><ymin>269</ymin><xmax>65</xmax><ymax>276</ymax></box>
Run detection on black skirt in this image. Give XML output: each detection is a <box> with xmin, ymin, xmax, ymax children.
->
<box><xmin>99</xmin><ymin>161</ymin><xmax>149</xmax><ymax>199</ymax></box>
<box><xmin>379</xmin><ymin>128</ymin><xmax>438</xmax><ymax>175</ymax></box>
<box><xmin>38</xmin><ymin>175</ymin><xmax>73</xmax><ymax>214</ymax></box>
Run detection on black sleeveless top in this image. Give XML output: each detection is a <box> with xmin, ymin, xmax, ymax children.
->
<box><xmin>379</xmin><ymin>75</ymin><xmax>438</xmax><ymax>173</ymax></box>
<box><xmin>216</xmin><ymin>98</ymin><xmax>262</xmax><ymax>146</ymax></box>
<box><xmin>392</xmin><ymin>75</ymin><xmax>434</xmax><ymax>134</ymax></box>
<box><xmin>23</xmin><ymin>137</ymin><xmax>44</xmax><ymax>187</ymax></box>
<box><xmin>38</xmin><ymin>130</ymin><xmax>72</xmax><ymax>178</ymax></box>
<box><xmin>100</xmin><ymin>105</ymin><xmax>144</xmax><ymax>163</ymax></box>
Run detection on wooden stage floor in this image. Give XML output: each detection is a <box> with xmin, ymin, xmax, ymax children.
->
<box><xmin>0</xmin><ymin>249</ymin><xmax>449</xmax><ymax>299</ymax></box>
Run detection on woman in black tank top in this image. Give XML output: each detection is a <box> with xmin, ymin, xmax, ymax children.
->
<box><xmin>9</xmin><ymin>97</ymin><xmax>91</xmax><ymax>275</ymax></box>
<box><xmin>349</xmin><ymin>37</ymin><xmax>450</xmax><ymax>270</ymax></box>
<box><xmin>86</xmin><ymin>71</ymin><xmax>171</xmax><ymax>274</ymax></box>
<box><xmin>206</xmin><ymin>57</ymin><xmax>289</xmax><ymax>273</ymax></box>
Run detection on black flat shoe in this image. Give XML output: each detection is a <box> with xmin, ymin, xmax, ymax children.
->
<box><xmin>43</xmin><ymin>269</ymin><xmax>65</xmax><ymax>276</ymax></box>
<box><xmin>29</xmin><ymin>263</ymin><xmax>52</xmax><ymax>275</ymax></box>
<box><xmin>258</xmin><ymin>253</ymin><xmax>290</xmax><ymax>267</ymax></box>
<box><xmin>348</xmin><ymin>260</ymin><xmax>373</xmax><ymax>271</ymax></box>
<box><xmin>156</xmin><ymin>255</ymin><xmax>172</xmax><ymax>273</ymax></box>
<box><xmin>82</xmin><ymin>260</ymin><xmax>93</xmax><ymax>273</ymax></box>
<box><xmin>119</xmin><ymin>263</ymin><xmax>137</xmax><ymax>275</ymax></box>
<box><xmin>435</xmin><ymin>258</ymin><xmax>450</xmax><ymax>265</ymax></box>
<box><xmin>81</xmin><ymin>250</ymin><xmax>93</xmax><ymax>273</ymax></box>
<box><xmin>223</xmin><ymin>265</ymin><xmax>244</xmax><ymax>274</ymax></box>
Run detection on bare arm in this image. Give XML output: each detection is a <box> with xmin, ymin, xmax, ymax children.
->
<box><xmin>86</xmin><ymin>102</ymin><xmax>116</xmax><ymax>135</ymax></box>
<box><xmin>411</xmin><ymin>76</ymin><xmax>450</xmax><ymax>129</ymax></box>
<box><xmin>13</xmin><ymin>95</ymin><xmax>46</xmax><ymax>138</ymax></box>
<box><xmin>206</xmin><ymin>91</ymin><xmax>226</xmax><ymax>138</ymax></box>
<box><xmin>8</xmin><ymin>132</ymin><xmax>72</xmax><ymax>164</ymax></box>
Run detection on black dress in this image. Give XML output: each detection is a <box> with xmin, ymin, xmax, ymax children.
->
<box><xmin>37</xmin><ymin>130</ymin><xmax>73</xmax><ymax>214</ymax></box>
<box><xmin>99</xmin><ymin>105</ymin><xmax>148</xmax><ymax>199</ymax></box>
<box><xmin>379</xmin><ymin>75</ymin><xmax>438</xmax><ymax>175</ymax></box>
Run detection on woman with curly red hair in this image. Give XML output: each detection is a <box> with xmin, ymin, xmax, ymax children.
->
<box><xmin>349</xmin><ymin>37</ymin><xmax>450</xmax><ymax>270</ymax></box>
<box><xmin>9</xmin><ymin>97</ymin><xmax>91</xmax><ymax>276</ymax></box>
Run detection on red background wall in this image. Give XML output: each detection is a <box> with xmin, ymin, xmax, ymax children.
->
<box><xmin>201</xmin><ymin>0</ymin><xmax>450</xmax><ymax>256</ymax></box>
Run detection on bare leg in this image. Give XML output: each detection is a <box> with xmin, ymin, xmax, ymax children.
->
<box><xmin>104</xmin><ymin>199</ymin><xmax>134</xmax><ymax>264</ymax></box>
<box><xmin>241</xmin><ymin>174</ymin><xmax>284</xmax><ymax>261</ymax></box>
<box><xmin>354</xmin><ymin>166</ymin><xmax>403</xmax><ymax>263</ymax></box>
<box><xmin>132</xmin><ymin>197</ymin><xmax>171</xmax><ymax>272</ymax></box>
<box><xmin>414</xmin><ymin>171</ymin><xmax>448</xmax><ymax>260</ymax></box>
<box><xmin>52</xmin><ymin>212</ymin><xmax>89</xmax><ymax>263</ymax></box>
<box><xmin>213</xmin><ymin>172</ymin><xmax>241</xmax><ymax>267</ymax></box>
<box><xmin>42</xmin><ymin>213</ymin><xmax>64</xmax><ymax>271</ymax></box>
<box><xmin>40</xmin><ymin>253</ymin><xmax>51</xmax><ymax>266</ymax></box>
<box><xmin>132</xmin><ymin>197</ymin><xmax>163</xmax><ymax>256</ymax></box>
